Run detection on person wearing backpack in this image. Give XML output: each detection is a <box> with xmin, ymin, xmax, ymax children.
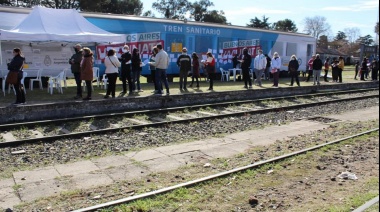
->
<box><xmin>104</xmin><ymin>49</ymin><xmax>121</xmax><ymax>98</ymax></box>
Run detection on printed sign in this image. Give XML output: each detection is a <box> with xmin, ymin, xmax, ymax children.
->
<box><xmin>219</xmin><ymin>39</ymin><xmax>261</xmax><ymax>64</ymax></box>
<box><xmin>171</xmin><ymin>43</ymin><xmax>183</xmax><ymax>53</ymax></box>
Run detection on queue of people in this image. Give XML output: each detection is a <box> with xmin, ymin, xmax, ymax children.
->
<box><xmin>6</xmin><ymin>43</ymin><xmax>378</xmax><ymax>105</ymax></box>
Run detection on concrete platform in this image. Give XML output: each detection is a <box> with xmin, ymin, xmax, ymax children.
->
<box><xmin>1</xmin><ymin>106</ymin><xmax>379</xmax><ymax>209</ymax></box>
<box><xmin>0</xmin><ymin>81</ymin><xmax>378</xmax><ymax>124</ymax></box>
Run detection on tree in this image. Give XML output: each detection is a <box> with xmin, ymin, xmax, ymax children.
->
<box><xmin>303</xmin><ymin>16</ymin><xmax>331</xmax><ymax>39</ymax></box>
<box><xmin>80</xmin><ymin>0</ymin><xmax>143</xmax><ymax>15</ymax></box>
<box><xmin>1</xmin><ymin>0</ymin><xmax>79</xmax><ymax>8</ymax></box>
<box><xmin>272</xmin><ymin>19</ymin><xmax>298</xmax><ymax>32</ymax></box>
<box><xmin>357</xmin><ymin>35</ymin><xmax>374</xmax><ymax>46</ymax></box>
<box><xmin>344</xmin><ymin>27</ymin><xmax>361</xmax><ymax>44</ymax></box>
<box><xmin>376</xmin><ymin>22</ymin><xmax>379</xmax><ymax>36</ymax></box>
<box><xmin>247</xmin><ymin>15</ymin><xmax>271</xmax><ymax>29</ymax></box>
<box><xmin>203</xmin><ymin>10</ymin><xmax>228</xmax><ymax>24</ymax></box>
<box><xmin>334</xmin><ymin>31</ymin><xmax>347</xmax><ymax>41</ymax></box>
<box><xmin>189</xmin><ymin>0</ymin><xmax>214</xmax><ymax>22</ymax></box>
<box><xmin>143</xmin><ymin>10</ymin><xmax>156</xmax><ymax>18</ymax></box>
<box><xmin>152</xmin><ymin>0</ymin><xmax>190</xmax><ymax>20</ymax></box>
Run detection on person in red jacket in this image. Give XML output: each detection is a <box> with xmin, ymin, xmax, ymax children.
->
<box><xmin>305</xmin><ymin>55</ymin><xmax>315</xmax><ymax>82</ymax></box>
<box><xmin>204</xmin><ymin>52</ymin><xmax>216</xmax><ymax>91</ymax></box>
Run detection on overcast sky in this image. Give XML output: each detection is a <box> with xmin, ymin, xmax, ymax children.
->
<box><xmin>142</xmin><ymin>0</ymin><xmax>379</xmax><ymax>40</ymax></box>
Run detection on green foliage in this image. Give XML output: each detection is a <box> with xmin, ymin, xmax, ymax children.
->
<box><xmin>152</xmin><ymin>0</ymin><xmax>190</xmax><ymax>20</ymax></box>
<box><xmin>190</xmin><ymin>0</ymin><xmax>214</xmax><ymax>22</ymax></box>
<box><xmin>357</xmin><ymin>35</ymin><xmax>375</xmax><ymax>46</ymax></box>
<box><xmin>375</xmin><ymin>22</ymin><xmax>379</xmax><ymax>35</ymax></box>
<box><xmin>203</xmin><ymin>10</ymin><xmax>228</xmax><ymax>24</ymax></box>
<box><xmin>247</xmin><ymin>15</ymin><xmax>271</xmax><ymax>29</ymax></box>
<box><xmin>272</xmin><ymin>19</ymin><xmax>298</xmax><ymax>32</ymax></box>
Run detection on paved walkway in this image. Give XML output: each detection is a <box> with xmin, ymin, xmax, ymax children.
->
<box><xmin>0</xmin><ymin>106</ymin><xmax>379</xmax><ymax>209</ymax></box>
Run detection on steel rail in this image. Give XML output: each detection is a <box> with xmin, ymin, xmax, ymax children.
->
<box><xmin>0</xmin><ymin>88</ymin><xmax>377</xmax><ymax>131</ymax></box>
<box><xmin>353</xmin><ymin>196</ymin><xmax>379</xmax><ymax>212</ymax></box>
<box><xmin>0</xmin><ymin>94</ymin><xmax>378</xmax><ymax>148</ymax></box>
<box><xmin>72</xmin><ymin>128</ymin><xmax>379</xmax><ymax>212</ymax></box>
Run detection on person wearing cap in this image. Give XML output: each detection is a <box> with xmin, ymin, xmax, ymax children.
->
<box><xmin>254</xmin><ymin>49</ymin><xmax>266</xmax><ymax>87</ymax></box>
<box><xmin>120</xmin><ymin>45</ymin><xmax>133</xmax><ymax>95</ymax></box>
<box><xmin>177</xmin><ymin>48</ymin><xmax>192</xmax><ymax>91</ymax></box>
<box><xmin>69</xmin><ymin>44</ymin><xmax>83</xmax><ymax>99</ymax></box>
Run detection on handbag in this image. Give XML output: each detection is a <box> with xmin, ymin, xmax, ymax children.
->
<box><xmin>6</xmin><ymin>71</ymin><xmax>19</xmax><ymax>85</ymax></box>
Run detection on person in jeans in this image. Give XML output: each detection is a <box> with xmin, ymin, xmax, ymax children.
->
<box><xmin>177</xmin><ymin>48</ymin><xmax>192</xmax><ymax>91</ymax></box>
<box><xmin>337</xmin><ymin>56</ymin><xmax>345</xmax><ymax>83</ymax></box>
<box><xmin>104</xmin><ymin>49</ymin><xmax>121</xmax><ymax>98</ymax></box>
<box><xmin>149</xmin><ymin>44</ymin><xmax>170</xmax><ymax>95</ymax></box>
<box><xmin>264</xmin><ymin>54</ymin><xmax>272</xmax><ymax>80</ymax></box>
<box><xmin>288</xmin><ymin>55</ymin><xmax>300</xmax><ymax>86</ymax></box>
<box><xmin>7</xmin><ymin>48</ymin><xmax>26</xmax><ymax>105</ymax></box>
<box><xmin>305</xmin><ymin>55</ymin><xmax>315</xmax><ymax>82</ymax></box>
<box><xmin>132</xmin><ymin>48</ymin><xmax>143</xmax><ymax>92</ymax></box>
<box><xmin>80</xmin><ymin>47</ymin><xmax>94</xmax><ymax>100</ymax></box>
<box><xmin>312</xmin><ymin>54</ymin><xmax>323</xmax><ymax>86</ymax></box>
<box><xmin>205</xmin><ymin>52</ymin><xmax>216</xmax><ymax>91</ymax></box>
<box><xmin>241</xmin><ymin>48</ymin><xmax>252</xmax><ymax>89</ymax></box>
<box><xmin>149</xmin><ymin>47</ymin><xmax>161</xmax><ymax>93</ymax></box>
<box><xmin>120</xmin><ymin>45</ymin><xmax>133</xmax><ymax>96</ymax></box>
<box><xmin>190</xmin><ymin>52</ymin><xmax>200</xmax><ymax>88</ymax></box>
<box><xmin>69</xmin><ymin>44</ymin><xmax>83</xmax><ymax>99</ymax></box>
<box><xmin>254</xmin><ymin>49</ymin><xmax>266</xmax><ymax>87</ymax></box>
<box><xmin>323</xmin><ymin>57</ymin><xmax>330</xmax><ymax>82</ymax></box>
<box><xmin>271</xmin><ymin>52</ymin><xmax>281</xmax><ymax>88</ymax></box>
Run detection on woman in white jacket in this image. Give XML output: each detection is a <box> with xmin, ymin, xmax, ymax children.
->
<box><xmin>104</xmin><ymin>49</ymin><xmax>121</xmax><ymax>98</ymax></box>
<box><xmin>271</xmin><ymin>52</ymin><xmax>282</xmax><ymax>88</ymax></box>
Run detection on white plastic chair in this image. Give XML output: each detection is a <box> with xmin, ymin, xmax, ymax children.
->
<box><xmin>101</xmin><ymin>74</ymin><xmax>108</xmax><ymax>90</ymax></box>
<box><xmin>48</xmin><ymin>71</ymin><xmax>65</xmax><ymax>95</ymax></box>
<box><xmin>220</xmin><ymin>68</ymin><xmax>230</xmax><ymax>82</ymax></box>
<box><xmin>83</xmin><ymin>67</ymin><xmax>100</xmax><ymax>91</ymax></box>
<box><xmin>29</xmin><ymin>69</ymin><xmax>43</xmax><ymax>91</ymax></box>
<box><xmin>10</xmin><ymin>72</ymin><xmax>28</xmax><ymax>95</ymax></box>
<box><xmin>62</xmin><ymin>68</ymin><xmax>69</xmax><ymax>88</ymax></box>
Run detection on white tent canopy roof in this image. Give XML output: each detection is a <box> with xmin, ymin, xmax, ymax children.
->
<box><xmin>0</xmin><ymin>6</ymin><xmax>126</xmax><ymax>43</ymax></box>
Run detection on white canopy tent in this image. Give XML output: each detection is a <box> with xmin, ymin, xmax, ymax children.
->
<box><xmin>0</xmin><ymin>6</ymin><xmax>126</xmax><ymax>43</ymax></box>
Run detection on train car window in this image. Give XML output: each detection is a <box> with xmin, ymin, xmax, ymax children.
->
<box><xmin>286</xmin><ymin>43</ymin><xmax>297</xmax><ymax>56</ymax></box>
<box><xmin>196</xmin><ymin>36</ymin><xmax>213</xmax><ymax>53</ymax></box>
<box><xmin>166</xmin><ymin>34</ymin><xmax>186</xmax><ymax>53</ymax></box>
<box><xmin>307</xmin><ymin>44</ymin><xmax>314</xmax><ymax>57</ymax></box>
<box><xmin>272</xmin><ymin>41</ymin><xmax>284</xmax><ymax>57</ymax></box>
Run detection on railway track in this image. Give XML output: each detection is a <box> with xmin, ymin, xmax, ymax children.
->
<box><xmin>0</xmin><ymin>88</ymin><xmax>378</xmax><ymax>148</ymax></box>
<box><xmin>72</xmin><ymin>128</ymin><xmax>379</xmax><ymax>212</ymax></box>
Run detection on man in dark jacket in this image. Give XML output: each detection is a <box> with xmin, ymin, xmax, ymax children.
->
<box><xmin>241</xmin><ymin>48</ymin><xmax>252</xmax><ymax>89</ymax></box>
<box><xmin>69</xmin><ymin>44</ymin><xmax>83</xmax><ymax>99</ymax></box>
<box><xmin>312</xmin><ymin>54</ymin><xmax>323</xmax><ymax>85</ymax></box>
<box><xmin>177</xmin><ymin>48</ymin><xmax>192</xmax><ymax>91</ymax></box>
<box><xmin>265</xmin><ymin>54</ymin><xmax>272</xmax><ymax>80</ymax></box>
<box><xmin>120</xmin><ymin>45</ymin><xmax>133</xmax><ymax>95</ymax></box>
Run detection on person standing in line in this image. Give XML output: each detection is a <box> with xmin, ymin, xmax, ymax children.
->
<box><xmin>7</xmin><ymin>48</ymin><xmax>26</xmax><ymax>105</ymax></box>
<box><xmin>205</xmin><ymin>52</ymin><xmax>216</xmax><ymax>91</ymax></box>
<box><xmin>132</xmin><ymin>48</ymin><xmax>143</xmax><ymax>92</ymax></box>
<box><xmin>240</xmin><ymin>48</ymin><xmax>252</xmax><ymax>89</ymax></box>
<box><xmin>323</xmin><ymin>57</ymin><xmax>330</xmax><ymax>82</ymax></box>
<box><xmin>80</xmin><ymin>47</ymin><xmax>94</xmax><ymax>101</ymax></box>
<box><xmin>254</xmin><ymin>49</ymin><xmax>266</xmax><ymax>87</ymax></box>
<box><xmin>190</xmin><ymin>52</ymin><xmax>200</xmax><ymax>88</ymax></box>
<box><xmin>69</xmin><ymin>44</ymin><xmax>83</xmax><ymax>99</ymax></box>
<box><xmin>271</xmin><ymin>52</ymin><xmax>281</xmax><ymax>88</ymax></box>
<box><xmin>149</xmin><ymin>44</ymin><xmax>170</xmax><ymax>95</ymax></box>
<box><xmin>104</xmin><ymin>49</ymin><xmax>121</xmax><ymax>99</ymax></box>
<box><xmin>361</xmin><ymin>57</ymin><xmax>368</xmax><ymax>81</ymax></box>
<box><xmin>264</xmin><ymin>54</ymin><xmax>272</xmax><ymax>80</ymax></box>
<box><xmin>120</xmin><ymin>45</ymin><xmax>133</xmax><ymax>96</ymax></box>
<box><xmin>371</xmin><ymin>59</ymin><xmax>379</xmax><ymax>81</ymax></box>
<box><xmin>312</xmin><ymin>54</ymin><xmax>323</xmax><ymax>86</ymax></box>
<box><xmin>331</xmin><ymin>59</ymin><xmax>339</xmax><ymax>82</ymax></box>
<box><xmin>149</xmin><ymin>47</ymin><xmax>161</xmax><ymax>93</ymax></box>
<box><xmin>354</xmin><ymin>61</ymin><xmax>360</xmax><ymax>80</ymax></box>
<box><xmin>288</xmin><ymin>54</ymin><xmax>300</xmax><ymax>87</ymax></box>
<box><xmin>305</xmin><ymin>55</ymin><xmax>315</xmax><ymax>82</ymax></box>
<box><xmin>337</xmin><ymin>56</ymin><xmax>345</xmax><ymax>83</ymax></box>
<box><xmin>177</xmin><ymin>48</ymin><xmax>192</xmax><ymax>91</ymax></box>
